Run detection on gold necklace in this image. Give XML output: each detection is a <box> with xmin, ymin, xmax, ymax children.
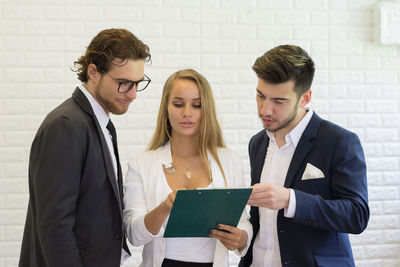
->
<box><xmin>184</xmin><ymin>167</ymin><xmax>192</xmax><ymax>180</ymax></box>
<box><xmin>167</xmin><ymin>144</ymin><xmax>194</xmax><ymax>180</ymax></box>
<box><xmin>165</xmin><ymin>155</ymin><xmax>192</xmax><ymax>180</ymax></box>
<box><xmin>175</xmin><ymin>156</ymin><xmax>192</xmax><ymax>180</ymax></box>
<box><xmin>162</xmin><ymin>162</ymin><xmax>191</xmax><ymax>179</ymax></box>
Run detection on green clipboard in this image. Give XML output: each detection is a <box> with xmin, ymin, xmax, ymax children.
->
<box><xmin>163</xmin><ymin>188</ymin><xmax>252</xmax><ymax>238</ymax></box>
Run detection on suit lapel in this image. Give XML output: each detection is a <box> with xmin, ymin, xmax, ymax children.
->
<box><xmin>72</xmin><ymin>88</ymin><xmax>123</xmax><ymax>214</ymax></box>
<box><xmin>252</xmin><ymin>133</ymin><xmax>269</xmax><ymax>185</ymax></box>
<box><xmin>284</xmin><ymin>112</ymin><xmax>322</xmax><ymax>188</ymax></box>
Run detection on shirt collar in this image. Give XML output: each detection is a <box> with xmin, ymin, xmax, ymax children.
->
<box><xmin>78</xmin><ymin>85</ymin><xmax>110</xmax><ymax>129</ymax></box>
<box><xmin>266</xmin><ymin>108</ymin><xmax>313</xmax><ymax>148</ymax></box>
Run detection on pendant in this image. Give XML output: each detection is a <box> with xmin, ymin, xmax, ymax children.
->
<box><xmin>185</xmin><ymin>170</ymin><xmax>192</xmax><ymax>179</ymax></box>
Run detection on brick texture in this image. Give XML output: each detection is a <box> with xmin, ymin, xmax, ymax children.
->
<box><xmin>0</xmin><ymin>0</ymin><xmax>399</xmax><ymax>266</ymax></box>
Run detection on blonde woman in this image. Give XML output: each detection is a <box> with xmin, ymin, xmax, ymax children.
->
<box><xmin>123</xmin><ymin>69</ymin><xmax>252</xmax><ymax>267</ymax></box>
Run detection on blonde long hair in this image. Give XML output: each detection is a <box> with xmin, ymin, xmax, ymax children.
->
<box><xmin>147</xmin><ymin>69</ymin><xmax>227</xmax><ymax>186</ymax></box>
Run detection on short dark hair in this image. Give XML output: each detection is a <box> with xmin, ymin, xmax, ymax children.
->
<box><xmin>73</xmin><ymin>28</ymin><xmax>151</xmax><ymax>82</ymax></box>
<box><xmin>253</xmin><ymin>45</ymin><xmax>315</xmax><ymax>97</ymax></box>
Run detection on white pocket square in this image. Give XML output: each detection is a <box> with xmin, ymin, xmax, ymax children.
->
<box><xmin>301</xmin><ymin>163</ymin><xmax>325</xmax><ymax>180</ymax></box>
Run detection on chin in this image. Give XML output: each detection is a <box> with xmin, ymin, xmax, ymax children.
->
<box><xmin>110</xmin><ymin>106</ymin><xmax>129</xmax><ymax>115</ymax></box>
<box><xmin>264</xmin><ymin>125</ymin><xmax>277</xmax><ymax>132</ymax></box>
<box><xmin>182</xmin><ymin>132</ymin><xmax>197</xmax><ymax>136</ymax></box>
<box><xmin>177</xmin><ymin>131</ymin><xmax>199</xmax><ymax>138</ymax></box>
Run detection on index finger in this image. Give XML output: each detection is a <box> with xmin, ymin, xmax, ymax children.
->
<box><xmin>250</xmin><ymin>183</ymin><xmax>264</xmax><ymax>193</ymax></box>
<box><xmin>216</xmin><ymin>224</ymin><xmax>237</xmax><ymax>233</ymax></box>
<box><xmin>251</xmin><ymin>183</ymin><xmax>271</xmax><ymax>193</ymax></box>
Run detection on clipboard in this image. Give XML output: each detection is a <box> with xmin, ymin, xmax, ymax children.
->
<box><xmin>163</xmin><ymin>188</ymin><xmax>252</xmax><ymax>238</ymax></box>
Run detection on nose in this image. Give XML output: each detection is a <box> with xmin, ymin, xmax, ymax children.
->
<box><xmin>183</xmin><ymin>104</ymin><xmax>192</xmax><ymax>117</ymax></box>
<box><xmin>260</xmin><ymin>100</ymin><xmax>272</xmax><ymax>116</ymax></box>
<box><xmin>125</xmin><ymin>86</ymin><xmax>137</xmax><ymax>100</ymax></box>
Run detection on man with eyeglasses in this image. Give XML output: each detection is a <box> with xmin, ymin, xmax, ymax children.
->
<box><xmin>19</xmin><ymin>28</ymin><xmax>151</xmax><ymax>267</ymax></box>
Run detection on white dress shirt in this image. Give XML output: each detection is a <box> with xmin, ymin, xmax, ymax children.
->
<box><xmin>123</xmin><ymin>142</ymin><xmax>253</xmax><ymax>267</ymax></box>
<box><xmin>252</xmin><ymin>109</ymin><xmax>313</xmax><ymax>267</ymax></box>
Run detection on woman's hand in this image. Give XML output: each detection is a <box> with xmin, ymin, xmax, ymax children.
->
<box><xmin>161</xmin><ymin>190</ymin><xmax>178</xmax><ymax>212</ymax></box>
<box><xmin>209</xmin><ymin>224</ymin><xmax>248</xmax><ymax>251</ymax></box>
<box><xmin>144</xmin><ymin>188</ymin><xmax>185</xmax><ymax>235</ymax></box>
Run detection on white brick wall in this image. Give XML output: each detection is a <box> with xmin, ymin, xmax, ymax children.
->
<box><xmin>0</xmin><ymin>0</ymin><xmax>399</xmax><ymax>266</ymax></box>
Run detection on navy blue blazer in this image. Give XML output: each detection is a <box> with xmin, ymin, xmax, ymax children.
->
<box><xmin>240</xmin><ymin>112</ymin><xmax>369</xmax><ymax>267</ymax></box>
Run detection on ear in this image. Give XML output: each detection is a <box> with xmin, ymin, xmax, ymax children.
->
<box><xmin>87</xmin><ymin>63</ymin><xmax>101</xmax><ymax>83</ymax></box>
<box><xmin>299</xmin><ymin>90</ymin><xmax>312</xmax><ymax>108</ymax></box>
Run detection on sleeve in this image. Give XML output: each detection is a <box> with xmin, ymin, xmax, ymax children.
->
<box><xmin>123</xmin><ymin>154</ymin><xmax>162</xmax><ymax>246</ymax></box>
<box><xmin>31</xmin><ymin>116</ymin><xmax>83</xmax><ymax>267</ymax></box>
<box><xmin>293</xmin><ymin>132</ymin><xmax>370</xmax><ymax>234</ymax></box>
<box><xmin>284</xmin><ymin>189</ymin><xmax>296</xmax><ymax>218</ymax></box>
<box><xmin>228</xmin><ymin>151</ymin><xmax>253</xmax><ymax>256</ymax></box>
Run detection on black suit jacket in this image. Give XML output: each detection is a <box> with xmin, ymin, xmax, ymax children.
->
<box><xmin>240</xmin><ymin>112</ymin><xmax>369</xmax><ymax>267</ymax></box>
<box><xmin>19</xmin><ymin>88</ymin><xmax>129</xmax><ymax>267</ymax></box>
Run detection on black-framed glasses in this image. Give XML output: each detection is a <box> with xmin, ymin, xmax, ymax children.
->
<box><xmin>104</xmin><ymin>72</ymin><xmax>151</xmax><ymax>93</ymax></box>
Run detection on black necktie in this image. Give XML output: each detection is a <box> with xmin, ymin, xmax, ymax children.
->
<box><xmin>106</xmin><ymin>120</ymin><xmax>124</xmax><ymax>208</ymax></box>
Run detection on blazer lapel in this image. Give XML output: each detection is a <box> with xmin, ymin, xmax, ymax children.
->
<box><xmin>251</xmin><ymin>133</ymin><xmax>269</xmax><ymax>185</ymax></box>
<box><xmin>284</xmin><ymin>112</ymin><xmax>322</xmax><ymax>188</ymax></box>
<box><xmin>72</xmin><ymin>88</ymin><xmax>123</xmax><ymax>214</ymax></box>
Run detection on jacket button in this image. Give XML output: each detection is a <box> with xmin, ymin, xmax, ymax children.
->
<box><xmin>114</xmin><ymin>233</ymin><xmax>122</xmax><ymax>240</ymax></box>
<box><xmin>284</xmin><ymin>260</ymin><xmax>291</xmax><ymax>265</ymax></box>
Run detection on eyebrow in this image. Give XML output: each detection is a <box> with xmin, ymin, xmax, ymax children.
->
<box><xmin>115</xmin><ymin>76</ymin><xmax>145</xmax><ymax>82</ymax></box>
<box><xmin>256</xmin><ymin>89</ymin><xmax>289</xmax><ymax>101</ymax></box>
<box><xmin>171</xmin><ymin>97</ymin><xmax>201</xmax><ymax>101</ymax></box>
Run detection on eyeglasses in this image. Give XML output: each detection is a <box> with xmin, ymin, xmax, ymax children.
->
<box><xmin>104</xmin><ymin>72</ymin><xmax>151</xmax><ymax>93</ymax></box>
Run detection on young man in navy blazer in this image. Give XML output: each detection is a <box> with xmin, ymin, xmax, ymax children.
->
<box><xmin>239</xmin><ymin>45</ymin><xmax>369</xmax><ymax>267</ymax></box>
<box><xmin>19</xmin><ymin>28</ymin><xmax>151</xmax><ymax>267</ymax></box>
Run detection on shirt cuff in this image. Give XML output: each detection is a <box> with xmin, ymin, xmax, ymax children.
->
<box><xmin>284</xmin><ymin>189</ymin><xmax>296</xmax><ymax>218</ymax></box>
<box><xmin>126</xmin><ymin>213</ymin><xmax>163</xmax><ymax>246</ymax></box>
<box><xmin>236</xmin><ymin>228</ymin><xmax>251</xmax><ymax>256</ymax></box>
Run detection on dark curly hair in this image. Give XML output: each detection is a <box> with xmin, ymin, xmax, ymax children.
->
<box><xmin>73</xmin><ymin>28</ymin><xmax>151</xmax><ymax>82</ymax></box>
<box><xmin>253</xmin><ymin>44</ymin><xmax>315</xmax><ymax>97</ymax></box>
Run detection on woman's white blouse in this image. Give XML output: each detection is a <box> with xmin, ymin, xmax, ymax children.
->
<box><xmin>123</xmin><ymin>142</ymin><xmax>253</xmax><ymax>267</ymax></box>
